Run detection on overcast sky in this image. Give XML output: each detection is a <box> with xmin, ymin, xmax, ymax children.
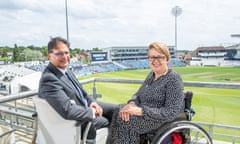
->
<box><xmin>0</xmin><ymin>0</ymin><xmax>240</xmax><ymax>50</ymax></box>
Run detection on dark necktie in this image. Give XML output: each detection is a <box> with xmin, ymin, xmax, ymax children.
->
<box><xmin>65</xmin><ymin>71</ymin><xmax>88</xmax><ymax>106</ymax></box>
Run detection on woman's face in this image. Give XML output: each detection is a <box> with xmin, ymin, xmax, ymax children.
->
<box><xmin>148</xmin><ymin>48</ymin><xmax>168</xmax><ymax>72</ymax></box>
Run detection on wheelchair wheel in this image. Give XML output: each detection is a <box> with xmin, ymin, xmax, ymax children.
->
<box><xmin>151</xmin><ymin>120</ymin><xmax>213</xmax><ymax>144</ymax></box>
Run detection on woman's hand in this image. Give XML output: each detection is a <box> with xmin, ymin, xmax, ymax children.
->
<box><xmin>119</xmin><ymin>102</ymin><xmax>142</xmax><ymax>122</ymax></box>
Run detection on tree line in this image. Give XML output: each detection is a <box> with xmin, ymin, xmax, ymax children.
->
<box><xmin>0</xmin><ymin>44</ymin><xmax>101</xmax><ymax>63</ymax></box>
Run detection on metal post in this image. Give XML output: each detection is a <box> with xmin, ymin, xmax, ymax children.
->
<box><xmin>65</xmin><ymin>0</ymin><xmax>69</xmax><ymax>42</ymax></box>
<box><xmin>172</xmin><ymin>6</ymin><xmax>182</xmax><ymax>58</ymax></box>
<box><xmin>175</xmin><ymin>14</ymin><xmax>177</xmax><ymax>58</ymax></box>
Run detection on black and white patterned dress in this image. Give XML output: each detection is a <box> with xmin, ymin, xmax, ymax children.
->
<box><xmin>108</xmin><ymin>69</ymin><xmax>184</xmax><ymax>144</ymax></box>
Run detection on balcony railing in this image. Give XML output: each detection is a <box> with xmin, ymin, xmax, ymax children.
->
<box><xmin>0</xmin><ymin>78</ymin><xmax>239</xmax><ymax>144</ymax></box>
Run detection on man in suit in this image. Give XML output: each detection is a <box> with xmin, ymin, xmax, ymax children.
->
<box><xmin>38</xmin><ymin>36</ymin><xmax>116</xmax><ymax>144</ymax></box>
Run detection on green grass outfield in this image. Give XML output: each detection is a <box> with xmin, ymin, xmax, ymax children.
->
<box><xmin>78</xmin><ymin>67</ymin><xmax>240</xmax><ymax>127</ymax></box>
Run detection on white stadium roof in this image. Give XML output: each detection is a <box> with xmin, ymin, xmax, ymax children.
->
<box><xmin>10</xmin><ymin>71</ymin><xmax>42</xmax><ymax>94</ymax></box>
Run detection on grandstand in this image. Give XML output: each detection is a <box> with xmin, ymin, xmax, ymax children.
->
<box><xmin>102</xmin><ymin>45</ymin><xmax>177</xmax><ymax>61</ymax></box>
<box><xmin>24</xmin><ymin>44</ymin><xmax>185</xmax><ymax>77</ymax></box>
<box><xmin>72</xmin><ymin>62</ymin><xmax>123</xmax><ymax>76</ymax></box>
<box><xmin>0</xmin><ymin>65</ymin><xmax>37</xmax><ymax>95</ymax></box>
<box><xmin>225</xmin><ymin>43</ymin><xmax>240</xmax><ymax>60</ymax></box>
<box><xmin>190</xmin><ymin>44</ymin><xmax>240</xmax><ymax>67</ymax></box>
<box><xmin>191</xmin><ymin>46</ymin><xmax>225</xmax><ymax>66</ymax></box>
<box><xmin>17</xmin><ymin>43</ymin><xmax>240</xmax><ymax>79</ymax></box>
<box><xmin>224</xmin><ymin>43</ymin><xmax>240</xmax><ymax>66</ymax></box>
<box><xmin>73</xmin><ymin>45</ymin><xmax>184</xmax><ymax>74</ymax></box>
<box><xmin>0</xmin><ymin>65</ymin><xmax>35</xmax><ymax>78</ymax></box>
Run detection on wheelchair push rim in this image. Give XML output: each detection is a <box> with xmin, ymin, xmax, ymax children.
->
<box><xmin>152</xmin><ymin>121</ymin><xmax>213</xmax><ymax>144</ymax></box>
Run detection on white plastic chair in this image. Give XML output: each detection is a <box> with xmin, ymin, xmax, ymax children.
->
<box><xmin>33</xmin><ymin>96</ymin><xmax>91</xmax><ymax>144</ymax></box>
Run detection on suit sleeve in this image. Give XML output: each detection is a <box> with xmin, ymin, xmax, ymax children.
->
<box><xmin>39</xmin><ymin>72</ymin><xmax>94</xmax><ymax>123</ymax></box>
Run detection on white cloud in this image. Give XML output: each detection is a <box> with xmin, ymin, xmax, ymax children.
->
<box><xmin>0</xmin><ymin>0</ymin><xmax>240</xmax><ymax>50</ymax></box>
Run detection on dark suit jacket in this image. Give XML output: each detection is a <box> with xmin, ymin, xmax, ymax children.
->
<box><xmin>38</xmin><ymin>62</ymin><xmax>94</xmax><ymax>124</ymax></box>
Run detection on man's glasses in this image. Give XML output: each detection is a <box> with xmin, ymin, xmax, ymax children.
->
<box><xmin>148</xmin><ymin>55</ymin><xmax>166</xmax><ymax>61</ymax></box>
<box><xmin>52</xmin><ymin>51</ymin><xmax>70</xmax><ymax>57</ymax></box>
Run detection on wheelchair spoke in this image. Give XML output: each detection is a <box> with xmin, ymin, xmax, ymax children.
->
<box><xmin>151</xmin><ymin>121</ymin><xmax>212</xmax><ymax>144</ymax></box>
<box><xmin>190</xmin><ymin>130</ymin><xmax>210</xmax><ymax>144</ymax></box>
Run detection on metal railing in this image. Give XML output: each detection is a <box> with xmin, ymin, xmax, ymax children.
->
<box><xmin>0</xmin><ymin>78</ymin><xmax>239</xmax><ymax>144</ymax></box>
<box><xmin>0</xmin><ymin>90</ymin><xmax>37</xmax><ymax>144</ymax></box>
<box><xmin>198</xmin><ymin>122</ymin><xmax>240</xmax><ymax>144</ymax></box>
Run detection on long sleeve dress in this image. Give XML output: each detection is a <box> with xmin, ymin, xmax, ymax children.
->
<box><xmin>108</xmin><ymin>69</ymin><xmax>184</xmax><ymax>144</ymax></box>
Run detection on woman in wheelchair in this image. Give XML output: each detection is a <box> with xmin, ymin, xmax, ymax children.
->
<box><xmin>107</xmin><ymin>42</ymin><xmax>185</xmax><ymax>144</ymax></box>
<box><xmin>140</xmin><ymin>91</ymin><xmax>195</xmax><ymax>144</ymax></box>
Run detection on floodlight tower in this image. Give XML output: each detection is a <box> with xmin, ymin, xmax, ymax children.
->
<box><xmin>65</xmin><ymin>0</ymin><xmax>69</xmax><ymax>42</ymax></box>
<box><xmin>172</xmin><ymin>6</ymin><xmax>182</xmax><ymax>58</ymax></box>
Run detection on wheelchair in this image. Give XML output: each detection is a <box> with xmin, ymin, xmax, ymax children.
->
<box><xmin>140</xmin><ymin>91</ymin><xmax>213</xmax><ymax>144</ymax></box>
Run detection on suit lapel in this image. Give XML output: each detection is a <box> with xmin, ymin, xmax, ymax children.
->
<box><xmin>65</xmin><ymin>71</ymin><xmax>86</xmax><ymax>103</ymax></box>
<box><xmin>67</xmin><ymin>71</ymin><xmax>88</xmax><ymax>96</ymax></box>
<box><xmin>47</xmin><ymin>63</ymin><xmax>81</xmax><ymax>99</ymax></box>
<box><xmin>61</xmin><ymin>75</ymin><xmax>76</xmax><ymax>90</ymax></box>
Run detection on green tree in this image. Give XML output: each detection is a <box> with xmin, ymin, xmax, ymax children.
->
<box><xmin>71</xmin><ymin>48</ymin><xmax>80</xmax><ymax>57</ymax></box>
<box><xmin>13</xmin><ymin>44</ymin><xmax>20</xmax><ymax>62</ymax></box>
<box><xmin>23</xmin><ymin>48</ymin><xmax>43</xmax><ymax>61</ymax></box>
<box><xmin>41</xmin><ymin>46</ymin><xmax>48</xmax><ymax>59</ymax></box>
<box><xmin>2</xmin><ymin>48</ymin><xmax>8</xmax><ymax>57</ymax></box>
<box><xmin>92</xmin><ymin>47</ymin><xmax>101</xmax><ymax>51</ymax></box>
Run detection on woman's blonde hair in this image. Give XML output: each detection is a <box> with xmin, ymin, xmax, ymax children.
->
<box><xmin>148</xmin><ymin>42</ymin><xmax>171</xmax><ymax>61</ymax></box>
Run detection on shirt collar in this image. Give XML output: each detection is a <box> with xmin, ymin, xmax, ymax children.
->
<box><xmin>57</xmin><ymin>67</ymin><xmax>67</xmax><ymax>75</ymax></box>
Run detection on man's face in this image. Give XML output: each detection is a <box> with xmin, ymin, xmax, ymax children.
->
<box><xmin>48</xmin><ymin>42</ymin><xmax>70</xmax><ymax>69</ymax></box>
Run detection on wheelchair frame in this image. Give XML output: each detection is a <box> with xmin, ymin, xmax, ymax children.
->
<box><xmin>140</xmin><ymin>91</ymin><xmax>213</xmax><ymax>144</ymax></box>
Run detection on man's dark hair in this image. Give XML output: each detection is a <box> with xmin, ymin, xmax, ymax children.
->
<box><xmin>47</xmin><ymin>37</ymin><xmax>70</xmax><ymax>53</ymax></box>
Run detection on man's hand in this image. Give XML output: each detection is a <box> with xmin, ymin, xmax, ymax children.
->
<box><xmin>90</xmin><ymin>102</ymin><xmax>103</xmax><ymax>117</ymax></box>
